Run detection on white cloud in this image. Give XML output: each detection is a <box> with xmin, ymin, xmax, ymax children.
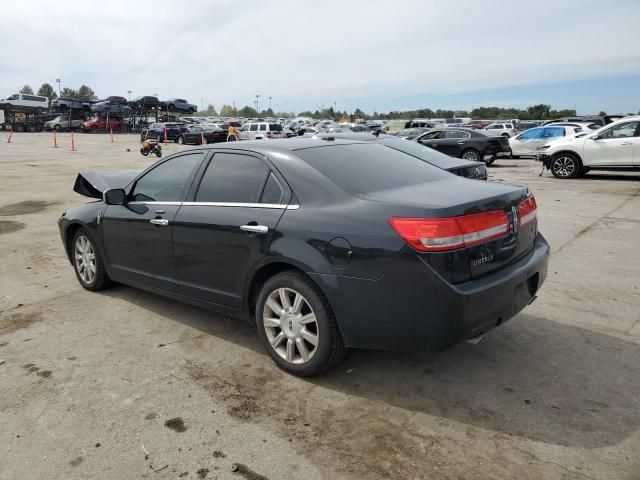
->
<box><xmin>1</xmin><ymin>0</ymin><xmax>639</xmax><ymax>112</ymax></box>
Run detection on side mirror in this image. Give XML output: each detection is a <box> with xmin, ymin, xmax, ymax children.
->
<box><xmin>591</xmin><ymin>135</ymin><xmax>600</xmax><ymax>141</ymax></box>
<box><xmin>104</xmin><ymin>188</ymin><xmax>126</xmax><ymax>205</ymax></box>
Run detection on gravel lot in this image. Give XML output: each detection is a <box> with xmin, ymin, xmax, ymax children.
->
<box><xmin>1</xmin><ymin>132</ymin><xmax>639</xmax><ymax>480</ymax></box>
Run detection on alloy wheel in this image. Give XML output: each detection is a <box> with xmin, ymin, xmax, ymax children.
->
<box><xmin>462</xmin><ymin>150</ymin><xmax>480</xmax><ymax>161</ymax></box>
<box><xmin>553</xmin><ymin>156</ymin><xmax>576</xmax><ymax>178</ymax></box>
<box><xmin>262</xmin><ymin>288</ymin><xmax>319</xmax><ymax>364</ymax></box>
<box><xmin>74</xmin><ymin>235</ymin><xmax>96</xmax><ymax>284</ymax></box>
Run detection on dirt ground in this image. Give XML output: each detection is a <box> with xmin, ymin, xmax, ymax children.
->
<box><xmin>1</xmin><ymin>131</ymin><xmax>639</xmax><ymax>480</ymax></box>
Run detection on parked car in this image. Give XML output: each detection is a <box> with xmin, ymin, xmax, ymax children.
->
<box><xmin>59</xmin><ymin>138</ymin><xmax>549</xmax><ymax>376</ymax></box>
<box><xmin>141</xmin><ymin>122</ymin><xmax>188</xmax><ymax>141</ymax></box>
<box><xmin>415</xmin><ymin>128</ymin><xmax>511</xmax><ymax>165</ymax></box>
<box><xmin>537</xmin><ymin>116</ymin><xmax>640</xmax><ymax>178</ymax></box>
<box><xmin>509</xmin><ymin>125</ymin><xmax>582</xmax><ymax>157</ymax></box>
<box><xmin>176</xmin><ymin>125</ymin><xmax>228</xmax><ymax>145</ymax></box>
<box><xmin>82</xmin><ymin>117</ymin><xmax>123</xmax><ymax>132</ymax></box>
<box><xmin>406</xmin><ymin>120</ymin><xmax>438</xmax><ymax>129</ymax></box>
<box><xmin>51</xmin><ymin>97</ymin><xmax>93</xmax><ymax>111</ymax></box>
<box><xmin>0</xmin><ymin>93</ymin><xmax>49</xmax><ymax>112</ymax></box>
<box><xmin>314</xmin><ymin>132</ymin><xmax>488</xmax><ymax>180</ymax></box>
<box><xmin>393</xmin><ymin>127</ymin><xmax>431</xmax><ymax>139</ymax></box>
<box><xmin>91</xmin><ymin>102</ymin><xmax>132</xmax><ymax>115</ymax></box>
<box><xmin>514</xmin><ymin>121</ymin><xmax>541</xmax><ymax>132</ymax></box>
<box><xmin>45</xmin><ymin>115</ymin><xmax>85</xmax><ymax>131</ymax></box>
<box><xmin>238</xmin><ymin>122</ymin><xmax>285</xmax><ymax>140</ymax></box>
<box><xmin>160</xmin><ymin>98</ymin><xmax>197</xmax><ymax>113</ymax></box>
<box><xmin>129</xmin><ymin>96</ymin><xmax>159</xmax><ymax>110</ymax></box>
<box><xmin>485</xmin><ymin>122</ymin><xmax>518</xmax><ymax>137</ymax></box>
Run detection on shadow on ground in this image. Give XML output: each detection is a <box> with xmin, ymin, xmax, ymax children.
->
<box><xmin>101</xmin><ymin>286</ymin><xmax>640</xmax><ymax>449</ymax></box>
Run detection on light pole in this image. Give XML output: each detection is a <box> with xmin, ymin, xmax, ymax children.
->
<box><xmin>127</xmin><ymin>90</ymin><xmax>131</xmax><ymax>101</ymax></box>
<box><xmin>255</xmin><ymin>94</ymin><xmax>260</xmax><ymax>114</ymax></box>
<box><xmin>56</xmin><ymin>78</ymin><xmax>61</xmax><ymax>96</ymax></box>
<box><xmin>268</xmin><ymin>96</ymin><xmax>272</xmax><ymax>111</ymax></box>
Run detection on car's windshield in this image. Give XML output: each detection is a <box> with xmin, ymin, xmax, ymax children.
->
<box><xmin>295</xmin><ymin>143</ymin><xmax>450</xmax><ymax>195</ymax></box>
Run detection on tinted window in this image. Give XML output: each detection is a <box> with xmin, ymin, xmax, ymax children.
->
<box><xmin>259</xmin><ymin>124</ymin><xmax>267</xmax><ymax>131</ymax></box>
<box><xmin>261</xmin><ymin>172</ymin><xmax>285</xmax><ymax>204</ymax></box>
<box><xmin>520</xmin><ymin>128</ymin><xmax>543</xmax><ymax>140</ymax></box>
<box><xmin>443</xmin><ymin>130</ymin><xmax>469</xmax><ymax>139</ymax></box>
<box><xmin>131</xmin><ymin>152</ymin><xmax>203</xmax><ymax>202</ymax></box>
<box><xmin>600</xmin><ymin>121</ymin><xmax>639</xmax><ymax>139</ymax></box>
<box><xmin>269</xmin><ymin>123</ymin><xmax>283</xmax><ymax>131</ymax></box>
<box><xmin>541</xmin><ymin>127</ymin><xmax>565</xmax><ymax>138</ymax></box>
<box><xmin>196</xmin><ymin>153</ymin><xmax>269</xmax><ymax>203</ymax></box>
<box><xmin>7</xmin><ymin>94</ymin><xmax>18</xmax><ymax>100</ymax></box>
<box><xmin>296</xmin><ymin>144</ymin><xmax>450</xmax><ymax>195</ymax></box>
<box><xmin>249</xmin><ymin>124</ymin><xmax>258</xmax><ymax>132</ymax></box>
<box><xmin>419</xmin><ymin>131</ymin><xmax>442</xmax><ymax>141</ymax></box>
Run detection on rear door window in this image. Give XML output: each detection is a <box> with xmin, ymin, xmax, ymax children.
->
<box><xmin>249</xmin><ymin>124</ymin><xmax>258</xmax><ymax>132</ymax></box>
<box><xmin>195</xmin><ymin>153</ymin><xmax>269</xmax><ymax>203</ymax></box>
<box><xmin>541</xmin><ymin>127</ymin><xmax>565</xmax><ymax>138</ymax></box>
<box><xmin>259</xmin><ymin>124</ymin><xmax>267</xmax><ymax>131</ymax></box>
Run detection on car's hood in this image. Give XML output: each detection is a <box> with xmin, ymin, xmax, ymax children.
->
<box><xmin>73</xmin><ymin>170</ymin><xmax>139</xmax><ymax>199</ymax></box>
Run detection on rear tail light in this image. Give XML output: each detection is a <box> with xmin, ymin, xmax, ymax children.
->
<box><xmin>518</xmin><ymin>195</ymin><xmax>537</xmax><ymax>226</ymax></box>
<box><xmin>266</xmin><ymin>131</ymin><xmax>272</xmax><ymax>138</ymax></box>
<box><xmin>389</xmin><ymin>210</ymin><xmax>509</xmax><ymax>252</ymax></box>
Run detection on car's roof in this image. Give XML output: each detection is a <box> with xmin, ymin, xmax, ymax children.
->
<box><xmin>188</xmin><ymin>137</ymin><xmax>371</xmax><ymax>155</ymax></box>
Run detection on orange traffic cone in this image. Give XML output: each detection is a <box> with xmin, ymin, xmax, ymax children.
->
<box><xmin>110</xmin><ymin>128</ymin><xmax>114</xmax><ymax>143</ymax></box>
<box><xmin>201</xmin><ymin>133</ymin><xmax>206</xmax><ymax>145</ymax></box>
<box><xmin>6</xmin><ymin>128</ymin><xmax>13</xmax><ymax>143</ymax></box>
<box><xmin>71</xmin><ymin>131</ymin><xmax>77</xmax><ymax>152</ymax></box>
<box><xmin>53</xmin><ymin>129</ymin><xmax>58</xmax><ymax>148</ymax></box>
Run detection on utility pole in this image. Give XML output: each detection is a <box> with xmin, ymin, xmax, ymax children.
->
<box><xmin>56</xmin><ymin>78</ymin><xmax>61</xmax><ymax>96</ymax></box>
<box><xmin>127</xmin><ymin>90</ymin><xmax>131</xmax><ymax>101</ymax></box>
<box><xmin>255</xmin><ymin>94</ymin><xmax>261</xmax><ymax>114</ymax></box>
<box><xmin>268</xmin><ymin>96</ymin><xmax>272</xmax><ymax>111</ymax></box>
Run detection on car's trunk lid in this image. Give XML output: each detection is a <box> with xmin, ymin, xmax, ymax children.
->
<box><xmin>369</xmin><ymin>178</ymin><xmax>537</xmax><ymax>283</ymax></box>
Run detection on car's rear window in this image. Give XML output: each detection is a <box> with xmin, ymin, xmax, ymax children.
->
<box><xmin>295</xmin><ymin>143</ymin><xmax>450</xmax><ymax>194</ymax></box>
<box><xmin>269</xmin><ymin>123</ymin><xmax>283</xmax><ymax>131</ymax></box>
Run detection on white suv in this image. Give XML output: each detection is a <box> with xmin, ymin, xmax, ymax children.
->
<box><xmin>538</xmin><ymin>116</ymin><xmax>640</xmax><ymax>178</ymax></box>
<box><xmin>0</xmin><ymin>93</ymin><xmax>49</xmax><ymax>112</ymax></box>
<box><xmin>485</xmin><ymin>122</ymin><xmax>518</xmax><ymax>138</ymax></box>
<box><xmin>238</xmin><ymin>122</ymin><xmax>285</xmax><ymax>140</ymax></box>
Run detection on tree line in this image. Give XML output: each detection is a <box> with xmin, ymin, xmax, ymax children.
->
<box><xmin>19</xmin><ymin>83</ymin><xmax>97</xmax><ymax>106</ymax></box>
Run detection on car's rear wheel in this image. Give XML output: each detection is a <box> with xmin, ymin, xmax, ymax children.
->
<box><xmin>256</xmin><ymin>272</ymin><xmax>346</xmax><ymax>376</ymax></box>
<box><xmin>551</xmin><ymin>153</ymin><xmax>581</xmax><ymax>179</ymax></box>
<box><xmin>461</xmin><ymin>149</ymin><xmax>481</xmax><ymax>162</ymax></box>
<box><xmin>176</xmin><ymin>135</ymin><xmax>185</xmax><ymax>144</ymax></box>
<box><xmin>54</xmin><ymin>124</ymin><xmax>61</xmax><ymax>131</ymax></box>
<box><xmin>72</xmin><ymin>229</ymin><xmax>111</xmax><ymax>291</ymax></box>
<box><xmin>501</xmin><ymin>133</ymin><xmax>510</xmax><ymax>138</ymax></box>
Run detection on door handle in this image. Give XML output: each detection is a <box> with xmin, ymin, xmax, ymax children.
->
<box><xmin>240</xmin><ymin>224</ymin><xmax>268</xmax><ymax>234</ymax></box>
<box><xmin>457</xmin><ymin>141</ymin><xmax>465</xmax><ymax>145</ymax></box>
<box><xmin>150</xmin><ymin>218</ymin><xmax>169</xmax><ymax>226</ymax></box>
<box><xmin>155</xmin><ymin>209</ymin><xmax>165</xmax><ymax>214</ymax></box>
<box><xmin>620</xmin><ymin>142</ymin><xmax>633</xmax><ymax>145</ymax></box>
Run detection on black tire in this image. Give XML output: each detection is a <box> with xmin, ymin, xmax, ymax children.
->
<box><xmin>176</xmin><ymin>135</ymin><xmax>184</xmax><ymax>144</ymax></box>
<box><xmin>501</xmin><ymin>133</ymin><xmax>510</xmax><ymax>138</ymax></box>
<box><xmin>140</xmin><ymin>148</ymin><xmax>149</xmax><ymax>156</ymax></box>
<box><xmin>188</xmin><ymin>108</ymin><xmax>195</xmax><ymax>114</ymax></box>
<box><xmin>54</xmin><ymin>124</ymin><xmax>61</xmax><ymax>131</ymax></box>
<box><xmin>154</xmin><ymin>148</ymin><xmax>162</xmax><ymax>158</ymax></box>
<box><xmin>551</xmin><ymin>153</ymin><xmax>581</xmax><ymax>179</ymax></box>
<box><xmin>461</xmin><ymin>148</ymin><xmax>482</xmax><ymax>163</ymax></box>
<box><xmin>71</xmin><ymin>228</ymin><xmax>112</xmax><ymax>291</ymax></box>
<box><xmin>256</xmin><ymin>272</ymin><xmax>347</xmax><ymax>377</ymax></box>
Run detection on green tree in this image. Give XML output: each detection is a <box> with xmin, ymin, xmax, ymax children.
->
<box><xmin>598</xmin><ymin>111</ymin><xmax>607</xmax><ymax>116</ymax></box>
<box><xmin>238</xmin><ymin>105</ymin><xmax>258</xmax><ymax>117</ymax></box>
<box><xmin>526</xmin><ymin>104</ymin><xmax>551</xmax><ymax>120</ymax></box>
<box><xmin>19</xmin><ymin>85</ymin><xmax>34</xmax><ymax>95</ymax></box>
<box><xmin>219</xmin><ymin>104</ymin><xmax>237</xmax><ymax>117</ymax></box>
<box><xmin>263</xmin><ymin>107</ymin><xmax>274</xmax><ymax>117</ymax></box>
<box><xmin>37</xmin><ymin>83</ymin><xmax>57</xmax><ymax>106</ymax></box>
<box><xmin>77</xmin><ymin>85</ymin><xmax>97</xmax><ymax>100</ymax></box>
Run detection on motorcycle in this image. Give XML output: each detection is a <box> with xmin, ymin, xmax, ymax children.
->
<box><xmin>140</xmin><ymin>139</ymin><xmax>162</xmax><ymax>158</ymax></box>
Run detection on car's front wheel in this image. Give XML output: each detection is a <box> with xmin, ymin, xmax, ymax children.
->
<box><xmin>256</xmin><ymin>272</ymin><xmax>347</xmax><ymax>376</ymax></box>
<box><xmin>176</xmin><ymin>135</ymin><xmax>185</xmax><ymax>144</ymax></box>
<box><xmin>72</xmin><ymin>229</ymin><xmax>111</xmax><ymax>291</ymax></box>
<box><xmin>551</xmin><ymin>153</ymin><xmax>581</xmax><ymax>179</ymax></box>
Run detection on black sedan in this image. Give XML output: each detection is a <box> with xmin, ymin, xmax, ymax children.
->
<box><xmin>415</xmin><ymin>128</ymin><xmax>511</xmax><ymax>165</ymax></box>
<box><xmin>59</xmin><ymin>139</ymin><xmax>549</xmax><ymax>376</ymax></box>
<box><xmin>176</xmin><ymin>125</ymin><xmax>228</xmax><ymax>145</ymax></box>
<box><xmin>314</xmin><ymin>132</ymin><xmax>488</xmax><ymax>180</ymax></box>
<box><xmin>141</xmin><ymin>122</ymin><xmax>188</xmax><ymax>142</ymax></box>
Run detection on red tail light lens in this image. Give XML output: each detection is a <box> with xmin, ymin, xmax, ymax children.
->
<box><xmin>389</xmin><ymin>210</ymin><xmax>509</xmax><ymax>252</ymax></box>
<box><xmin>518</xmin><ymin>195</ymin><xmax>537</xmax><ymax>226</ymax></box>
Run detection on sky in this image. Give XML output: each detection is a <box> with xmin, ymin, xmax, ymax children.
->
<box><xmin>1</xmin><ymin>0</ymin><xmax>639</xmax><ymax>115</ymax></box>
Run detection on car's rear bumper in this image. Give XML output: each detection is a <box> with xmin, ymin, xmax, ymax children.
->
<box><xmin>310</xmin><ymin>234</ymin><xmax>550</xmax><ymax>352</ymax></box>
